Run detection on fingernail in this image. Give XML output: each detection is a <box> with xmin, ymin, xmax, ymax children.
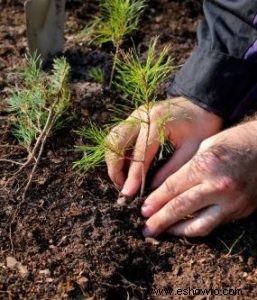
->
<box><xmin>142</xmin><ymin>226</ymin><xmax>154</xmax><ymax>237</ymax></box>
<box><xmin>141</xmin><ymin>204</ymin><xmax>153</xmax><ymax>217</ymax></box>
<box><xmin>117</xmin><ymin>193</ymin><xmax>133</xmax><ymax>206</ymax></box>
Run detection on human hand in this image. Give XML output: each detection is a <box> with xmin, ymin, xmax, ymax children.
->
<box><xmin>142</xmin><ymin>120</ymin><xmax>257</xmax><ymax>237</ymax></box>
<box><xmin>106</xmin><ymin>97</ymin><xmax>222</xmax><ymax>196</ymax></box>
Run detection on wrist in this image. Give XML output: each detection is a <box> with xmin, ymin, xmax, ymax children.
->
<box><xmin>189</xmin><ymin>100</ymin><xmax>223</xmax><ymax>136</ymax></box>
<box><xmin>240</xmin><ymin>120</ymin><xmax>257</xmax><ymax>139</ymax></box>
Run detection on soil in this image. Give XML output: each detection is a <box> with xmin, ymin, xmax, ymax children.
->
<box><xmin>1</xmin><ymin>1</ymin><xmax>257</xmax><ymax>299</ymax></box>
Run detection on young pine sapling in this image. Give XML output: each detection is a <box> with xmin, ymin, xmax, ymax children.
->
<box><xmin>5</xmin><ymin>53</ymin><xmax>71</xmax><ymax>200</ymax></box>
<box><xmin>88</xmin><ymin>67</ymin><xmax>105</xmax><ymax>84</ymax></box>
<box><xmin>79</xmin><ymin>0</ymin><xmax>146</xmax><ymax>87</ymax></box>
<box><xmin>75</xmin><ymin>38</ymin><xmax>174</xmax><ymax>200</ymax></box>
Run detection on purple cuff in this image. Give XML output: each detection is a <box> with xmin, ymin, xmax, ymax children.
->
<box><xmin>244</xmin><ymin>40</ymin><xmax>257</xmax><ymax>60</ymax></box>
<box><xmin>243</xmin><ymin>14</ymin><xmax>257</xmax><ymax>60</ymax></box>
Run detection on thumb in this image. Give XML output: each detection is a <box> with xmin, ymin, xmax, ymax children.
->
<box><xmin>151</xmin><ymin>140</ymin><xmax>200</xmax><ymax>189</ymax></box>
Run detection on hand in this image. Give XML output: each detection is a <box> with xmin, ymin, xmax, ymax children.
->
<box><xmin>141</xmin><ymin>120</ymin><xmax>257</xmax><ymax>237</ymax></box>
<box><xmin>106</xmin><ymin>97</ymin><xmax>222</xmax><ymax>196</ymax></box>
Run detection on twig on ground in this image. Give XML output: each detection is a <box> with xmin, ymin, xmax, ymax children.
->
<box><xmin>0</xmin><ymin>159</ymin><xmax>24</xmax><ymax>165</ymax></box>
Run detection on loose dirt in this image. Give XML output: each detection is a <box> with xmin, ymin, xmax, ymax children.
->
<box><xmin>1</xmin><ymin>1</ymin><xmax>257</xmax><ymax>299</ymax></box>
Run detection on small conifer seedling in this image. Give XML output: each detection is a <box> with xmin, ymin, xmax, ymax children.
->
<box><xmin>75</xmin><ymin>38</ymin><xmax>174</xmax><ymax>199</ymax></box>
<box><xmin>74</xmin><ymin>122</ymin><xmax>109</xmax><ymax>173</ymax></box>
<box><xmin>88</xmin><ymin>67</ymin><xmax>105</xmax><ymax>84</ymax></box>
<box><xmin>5</xmin><ymin>53</ymin><xmax>71</xmax><ymax>200</ymax></box>
<box><xmin>79</xmin><ymin>0</ymin><xmax>146</xmax><ymax>86</ymax></box>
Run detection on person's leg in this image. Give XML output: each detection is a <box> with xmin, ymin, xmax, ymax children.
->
<box><xmin>25</xmin><ymin>0</ymin><xmax>66</xmax><ymax>60</ymax></box>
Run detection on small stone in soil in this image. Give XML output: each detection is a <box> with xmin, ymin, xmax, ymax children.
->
<box><xmin>6</xmin><ymin>256</ymin><xmax>18</xmax><ymax>269</ymax></box>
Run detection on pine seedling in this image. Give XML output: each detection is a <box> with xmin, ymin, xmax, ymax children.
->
<box><xmin>88</xmin><ymin>67</ymin><xmax>105</xmax><ymax>83</ymax></box>
<box><xmin>115</xmin><ymin>38</ymin><xmax>173</xmax><ymax>196</ymax></box>
<box><xmin>80</xmin><ymin>0</ymin><xmax>146</xmax><ymax>86</ymax></box>
<box><xmin>74</xmin><ymin>122</ymin><xmax>108</xmax><ymax>173</ymax></box>
<box><xmin>74</xmin><ymin>121</ymin><xmax>129</xmax><ymax>173</ymax></box>
<box><xmin>6</xmin><ymin>53</ymin><xmax>71</xmax><ymax>200</ymax></box>
<box><xmin>75</xmin><ymin>38</ymin><xmax>174</xmax><ymax>198</ymax></box>
<box><xmin>115</xmin><ymin>38</ymin><xmax>172</xmax><ymax>106</ymax></box>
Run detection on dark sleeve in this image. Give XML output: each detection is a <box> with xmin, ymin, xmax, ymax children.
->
<box><xmin>168</xmin><ymin>0</ymin><xmax>257</xmax><ymax>121</ymax></box>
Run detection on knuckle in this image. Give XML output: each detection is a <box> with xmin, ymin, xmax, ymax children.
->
<box><xmin>138</xmin><ymin>105</ymin><xmax>145</xmax><ymax>112</ymax></box>
<box><xmin>132</xmin><ymin>107</ymin><xmax>142</xmax><ymax>118</ymax></box>
<box><xmin>110</xmin><ymin>124</ymin><xmax>118</xmax><ymax>133</ymax></box>
<box><xmin>136</xmin><ymin>105</ymin><xmax>147</xmax><ymax>119</ymax></box>
<box><xmin>198</xmin><ymin>139</ymin><xmax>211</xmax><ymax>152</ymax></box>
<box><xmin>190</xmin><ymin>150</ymin><xmax>221</xmax><ymax>175</ymax></box>
<box><xmin>149</xmin><ymin>105</ymin><xmax>163</xmax><ymax>122</ymax></box>
<box><xmin>108</xmin><ymin>126</ymin><xmax>120</xmax><ymax>141</ymax></box>
<box><xmin>166</xmin><ymin>196</ymin><xmax>187</xmax><ymax>218</ymax></box>
<box><xmin>214</xmin><ymin>176</ymin><xmax>238</xmax><ymax>193</ymax></box>
<box><xmin>198</xmin><ymin>137</ymin><xmax>219</xmax><ymax>151</ymax></box>
<box><xmin>161</xmin><ymin>179</ymin><xmax>177</xmax><ymax>195</ymax></box>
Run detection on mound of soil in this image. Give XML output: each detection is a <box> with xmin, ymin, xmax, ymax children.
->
<box><xmin>1</xmin><ymin>1</ymin><xmax>257</xmax><ymax>299</ymax></box>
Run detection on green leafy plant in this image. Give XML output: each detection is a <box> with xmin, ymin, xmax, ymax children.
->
<box><xmin>4</xmin><ymin>53</ymin><xmax>71</xmax><ymax>200</ymax></box>
<box><xmin>80</xmin><ymin>0</ymin><xmax>146</xmax><ymax>86</ymax></box>
<box><xmin>75</xmin><ymin>38</ymin><xmax>174</xmax><ymax>198</ymax></box>
<box><xmin>88</xmin><ymin>67</ymin><xmax>105</xmax><ymax>83</ymax></box>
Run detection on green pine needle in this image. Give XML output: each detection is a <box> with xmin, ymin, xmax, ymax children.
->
<box><xmin>74</xmin><ymin>123</ymin><xmax>109</xmax><ymax>173</ymax></box>
<box><xmin>79</xmin><ymin>0</ymin><xmax>147</xmax><ymax>86</ymax></box>
<box><xmin>8</xmin><ymin>54</ymin><xmax>71</xmax><ymax>150</ymax></box>
<box><xmin>88</xmin><ymin>67</ymin><xmax>105</xmax><ymax>83</ymax></box>
<box><xmin>80</xmin><ymin>0</ymin><xmax>146</xmax><ymax>47</ymax></box>
<box><xmin>115</xmin><ymin>37</ymin><xmax>173</xmax><ymax>107</ymax></box>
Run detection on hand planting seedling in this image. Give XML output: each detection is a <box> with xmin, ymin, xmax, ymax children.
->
<box><xmin>75</xmin><ymin>38</ymin><xmax>174</xmax><ymax>202</ymax></box>
<box><xmin>3</xmin><ymin>2</ymin><xmax>257</xmax><ymax>298</ymax></box>
<box><xmin>79</xmin><ymin>0</ymin><xmax>146</xmax><ymax>87</ymax></box>
<box><xmin>3</xmin><ymin>53</ymin><xmax>71</xmax><ymax>201</ymax></box>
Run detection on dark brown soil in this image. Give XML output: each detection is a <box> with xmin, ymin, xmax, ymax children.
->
<box><xmin>1</xmin><ymin>1</ymin><xmax>257</xmax><ymax>299</ymax></box>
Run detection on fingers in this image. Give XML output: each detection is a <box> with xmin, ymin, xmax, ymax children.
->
<box><xmin>166</xmin><ymin>205</ymin><xmax>223</xmax><ymax>237</ymax></box>
<box><xmin>151</xmin><ymin>140</ymin><xmax>200</xmax><ymax>189</ymax></box>
<box><xmin>106</xmin><ymin>115</ymin><xmax>140</xmax><ymax>187</ymax></box>
<box><xmin>121</xmin><ymin>122</ymin><xmax>160</xmax><ymax>197</ymax></box>
<box><xmin>142</xmin><ymin>183</ymin><xmax>216</xmax><ymax>237</ymax></box>
<box><xmin>141</xmin><ymin>159</ymin><xmax>201</xmax><ymax>218</ymax></box>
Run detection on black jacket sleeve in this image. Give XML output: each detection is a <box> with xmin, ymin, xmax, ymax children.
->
<box><xmin>168</xmin><ymin>0</ymin><xmax>257</xmax><ymax>122</ymax></box>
